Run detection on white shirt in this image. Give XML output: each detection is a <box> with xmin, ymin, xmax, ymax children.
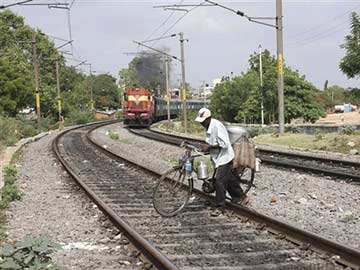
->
<box><xmin>205</xmin><ymin>119</ymin><xmax>234</xmax><ymax>168</ymax></box>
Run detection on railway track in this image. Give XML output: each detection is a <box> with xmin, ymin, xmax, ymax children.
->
<box><xmin>52</xmin><ymin>122</ymin><xmax>360</xmax><ymax>269</ymax></box>
<box><xmin>129</xmin><ymin>128</ymin><xmax>360</xmax><ymax>182</ymax></box>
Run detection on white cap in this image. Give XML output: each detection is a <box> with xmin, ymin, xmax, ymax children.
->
<box><xmin>195</xmin><ymin>108</ymin><xmax>211</xmax><ymax>123</ymax></box>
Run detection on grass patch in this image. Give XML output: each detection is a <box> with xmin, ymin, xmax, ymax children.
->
<box><xmin>107</xmin><ymin>130</ymin><xmax>119</xmax><ymax>140</ymax></box>
<box><xmin>10</xmin><ymin>149</ymin><xmax>24</xmax><ymax>165</ymax></box>
<box><xmin>158</xmin><ymin>111</ymin><xmax>206</xmax><ymax>138</ymax></box>
<box><xmin>254</xmin><ymin>133</ymin><xmax>360</xmax><ymax>154</ymax></box>
<box><xmin>0</xmin><ymin>165</ymin><xmax>22</xmax><ymax>243</ymax></box>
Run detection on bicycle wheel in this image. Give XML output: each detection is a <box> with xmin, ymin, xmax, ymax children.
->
<box><xmin>153</xmin><ymin>167</ymin><xmax>193</xmax><ymax>217</ymax></box>
<box><xmin>235</xmin><ymin>167</ymin><xmax>255</xmax><ymax>194</ymax></box>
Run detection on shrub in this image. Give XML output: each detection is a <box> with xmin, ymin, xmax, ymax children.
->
<box><xmin>285</xmin><ymin>126</ymin><xmax>300</xmax><ymax>134</ymax></box>
<box><xmin>339</xmin><ymin>125</ymin><xmax>356</xmax><ymax>135</ymax></box>
<box><xmin>66</xmin><ymin>110</ymin><xmax>96</xmax><ymax>125</ymax></box>
<box><xmin>0</xmin><ymin>165</ymin><xmax>22</xmax><ymax>209</ymax></box>
<box><xmin>0</xmin><ymin>117</ymin><xmax>22</xmax><ymax>146</ymax></box>
<box><xmin>116</xmin><ymin>110</ymin><xmax>123</xmax><ymax>120</ymax></box>
<box><xmin>0</xmin><ymin>235</ymin><xmax>61</xmax><ymax>270</ymax></box>
<box><xmin>108</xmin><ymin>131</ymin><xmax>119</xmax><ymax>140</ymax></box>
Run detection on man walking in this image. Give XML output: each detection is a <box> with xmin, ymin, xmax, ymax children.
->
<box><xmin>195</xmin><ymin>108</ymin><xmax>249</xmax><ymax>216</ymax></box>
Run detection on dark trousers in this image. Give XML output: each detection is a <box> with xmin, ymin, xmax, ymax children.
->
<box><xmin>215</xmin><ymin>161</ymin><xmax>244</xmax><ymax>207</ymax></box>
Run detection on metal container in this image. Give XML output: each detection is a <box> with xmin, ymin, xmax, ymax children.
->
<box><xmin>197</xmin><ymin>161</ymin><xmax>209</xmax><ymax>180</ymax></box>
<box><xmin>226</xmin><ymin>126</ymin><xmax>248</xmax><ymax>144</ymax></box>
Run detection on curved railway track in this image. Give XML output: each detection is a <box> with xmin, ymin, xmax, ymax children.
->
<box><xmin>52</xmin><ymin>122</ymin><xmax>360</xmax><ymax>269</ymax></box>
<box><xmin>129</xmin><ymin>128</ymin><xmax>360</xmax><ymax>182</ymax></box>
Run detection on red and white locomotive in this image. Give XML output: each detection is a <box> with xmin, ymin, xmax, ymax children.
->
<box><xmin>123</xmin><ymin>87</ymin><xmax>204</xmax><ymax>127</ymax></box>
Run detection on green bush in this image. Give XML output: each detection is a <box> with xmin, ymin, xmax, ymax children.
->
<box><xmin>108</xmin><ymin>130</ymin><xmax>119</xmax><ymax>140</ymax></box>
<box><xmin>0</xmin><ymin>117</ymin><xmax>22</xmax><ymax>146</ymax></box>
<box><xmin>247</xmin><ymin>126</ymin><xmax>275</xmax><ymax>138</ymax></box>
<box><xmin>339</xmin><ymin>125</ymin><xmax>356</xmax><ymax>135</ymax></box>
<box><xmin>285</xmin><ymin>126</ymin><xmax>300</xmax><ymax>134</ymax></box>
<box><xmin>0</xmin><ymin>165</ymin><xmax>22</xmax><ymax>209</ymax></box>
<box><xmin>66</xmin><ymin>110</ymin><xmax>96</xmax><ymax>125</ymax></box>
<box><xmin>0</xmin><ymin>235</ymin><xmax>61</xmax><ymax>270</ymax></box>
<box><xmin>116</xmin><ymin>110</ymin><xmax>123</xmax><ymax>120</ymax></box>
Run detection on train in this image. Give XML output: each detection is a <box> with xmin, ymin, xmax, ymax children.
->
<box><xmin>123</xmin><ymin>87</ymin><xmax>205</xmax><ymax>127</ymax></box>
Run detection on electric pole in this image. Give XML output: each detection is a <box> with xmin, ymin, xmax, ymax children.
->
<box><xmin>165</xmin><ymin>57</ymin><xmax>171</xmax><ymax>124</ymax></box>
<box><xmin>88</xmin><ymin>63</ymin><xmax>94</xmax><ymax>111</ymax></box>
<box><xmin>276</xmin><ymin>0</ymin><xmax>285</xmax><ymax>134</ymax></box>
<box><xmin>32</xmin><ymin>31</ymin><xmax>41</xmax><ymax>130</ymax></box>
<box><xmin>56</xmin><ymin>60</ymin><xmax>62</xmax><ymax>121</ymax></box>
<box><xmin>259</xmin><ymin>44</ymin><xmax>264</xmax><ymax>126</ymax></box>
<box><xmin>179</xmin><ymin>32</ymin><xmax>187</xmax><ymax>133</ymax></box>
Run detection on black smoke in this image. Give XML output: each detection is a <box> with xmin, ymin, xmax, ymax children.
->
<box><xmin>135</xmin><ymin>49</ymin><xmax>171</xmax><ymax>96</ymax></box>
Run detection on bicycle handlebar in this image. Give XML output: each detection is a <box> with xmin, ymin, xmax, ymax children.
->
<box><xmin>180</xmin><ymin>141</ymin><xmax>199</xmax><ymax>151</ymax></box>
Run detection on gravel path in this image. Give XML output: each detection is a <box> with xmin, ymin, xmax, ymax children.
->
<box><xmin>6</xmin><ymin>131</ymin><xmax>143</xmax><ymax>270</ymax></box>
<box><xmin>92</xmin><ymin>123</ymin><xmax>360</xmax><ymax>251</ymax></box>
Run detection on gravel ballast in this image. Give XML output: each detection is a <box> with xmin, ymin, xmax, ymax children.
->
<box><xmin>92</xmin><ymin>123</ymin><xmax>360</xmax><ymax>251</ymax></box>
<box><xmin>6</xmin><ymin>131</ymin><xmax>143</xmax><ymax>270</ymax></box>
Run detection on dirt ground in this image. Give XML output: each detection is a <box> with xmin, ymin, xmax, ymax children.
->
<box><xmin>316</xmin><ymin>111</ymin><xmax>360</xmax><ymax>125</ymax></box>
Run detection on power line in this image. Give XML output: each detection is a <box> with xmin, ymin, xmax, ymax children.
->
<box><xmin>287</xmin><ymin>18</ymin><xmax>351</xmax><ymax>47</ymax></box>
<box><xmin>152</xmin><ymin>1</ymin><xmax>205</xmax><ymax>46</ymax></box>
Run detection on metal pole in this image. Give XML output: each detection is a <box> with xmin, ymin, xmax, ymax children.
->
<box><xmin>165</xmin><ymin>57</ymin><xmax>171</xmax><ymax>124</ymax></box>
<box><xmin>89</xmin><ymin>64</ymin><xmax>94</xmax><ymax>111</ymax></box>
<box><xmin>259</xmin><ymin>44</ymin><xmax>264</xmax><ymax>126</ymax></box>
<box><xmin>32</xmin><ymin>31</ymin><xmax>41</xmax><ymax>130</ymax></box>
<box><xmin>179</xmin><ymin>32</ymin><xmax>187</xmax><ymax>133</ymax></box>
<box><xmin>56</xmin><ymin>60</ymin><xmax>62</xmax><ymax>121</ymax></box>
<box><xmin>276</xmin><ymin>0</ymin><xmax>285</xmax><ymax>134</ymax></box>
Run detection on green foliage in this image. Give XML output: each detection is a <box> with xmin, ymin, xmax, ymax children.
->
<box><xmin>0</xmin><ymin>116</ymin><xmax>22</xmax><ymax>146</ymax></box>
<box><xmin>108</xmin><ymin>130</ymin><xmax>119</xmax><ymax>140</ymax></box>
<box><xmin>65</xmin><ymin>110</ymin><xmax>96</xmax><ymax>125</ymax></box>
<box><xmin>0</xmin><ymin>10</ymin><xmax>64</xmax><ymax>117</ymax></box>
<box><xmin>210</xmin><ymin>49</ymin><xmax>325</xmax><ymax>124</ymax></box>
<box><xmin>0</xmin><ymin>235</ymin><xmax>60</xmax><ymax>270</ymax></box>
<box><xmin>247</xmin><ymin>126</ymin><xmax>275</xmax><ymax>138</ymax></box>
<box><xmin>339</xmin><ymin>125</ymin><xmax>356</xmax><ymax>135</ymax></box>
<box><xmin>0</xmin><ymin>165</ymin><xmax>21</xmax><ymax>209</ymax></box>
<box><xmin>92</xmin><ymin>74</ymin><xmax>121</xmax><ymax>109</ymax></box>
<box><xmin>115</xmin><ymin>110</ymin><xmax>123</xmax><ymax>120</ymax></box>
<box><xmin>340</xmin><ymin>12</ymin><xmax>360</xmax><ymax>79</ymax></box>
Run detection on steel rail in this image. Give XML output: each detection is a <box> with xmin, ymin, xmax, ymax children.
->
<box><xmin>52</xmin><ymin>122</ymin><xmax>179</xmax><ymax>270</ymax></box>
<box><xmin>131</xmin><ymin>128</ymin><xmax>360</xmax><ymax>182</ymax></box>
<box><xmin>124</xmin><ymin>127</ymin><xmax>360</xmax><ymax>268</ymax></box>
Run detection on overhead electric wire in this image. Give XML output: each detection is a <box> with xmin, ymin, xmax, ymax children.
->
<box><xmin>152</xmin><ymin>1</ymin><xmax>205</xmax><ymax>46</ymax></box>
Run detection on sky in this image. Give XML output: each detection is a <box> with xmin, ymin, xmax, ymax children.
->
<box><xmin>2</xmin><ymin>0</ymin><xmax>360</xmax><ymax>90</ymax></box>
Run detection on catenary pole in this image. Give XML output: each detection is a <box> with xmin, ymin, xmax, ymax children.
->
<box><xmin>276</xmin><ymin>0</ymin><xmax>285</xmax><ymax>134</ymax></box>
<box><xmin>89</xmin><ymin>64</ymin><xmax>94</xmax><ymax>111</ymax></box>
<box><xmin>259</xmin><ymin>44</ymin><xmax>264</xmax><ymax>126</ymax></box>
<box><xmin>32</xmin><ymin>31</ymin><xmax>41</xmax><ymax>130</ymax></box>
<box><xmin>179</xmin><ymin>32</ymin><xmax>187</xmax><ymax>133</ymax></box>
<box><xmin>56</xmin><ymin>60</ymin><xmax>62</xmax><ymax>121</ymax></box>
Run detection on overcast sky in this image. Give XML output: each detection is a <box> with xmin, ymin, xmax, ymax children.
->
<box><xmin>3</xmin><ymin>0</ymin><xmax>360</xmax><ymax>89</ymax></box>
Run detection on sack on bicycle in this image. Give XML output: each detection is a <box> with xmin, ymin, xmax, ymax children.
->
<box><xmin>232</xmin><ymin>137</ymin><xmax>256</xmax><ymax>170</ymax></box>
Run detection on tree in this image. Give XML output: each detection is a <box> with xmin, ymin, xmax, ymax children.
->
<box><xmin>92</xmin><ymin>74</ymin><xmax>121</xmax><ymax>109</ymax></box>
<box><xmin>210</xmin><ymin>49</ymin><xmax>325</xmax><ymax>124</ymax></box>
<box><xmin>340</xmin><ymin>12</ymin><xmax>360</xmax><ymax>78</ymax></box>
<box><xmin>0</xmin><ymin>10</ymin><xmax>64</xmax><ymax>117</ymax></box>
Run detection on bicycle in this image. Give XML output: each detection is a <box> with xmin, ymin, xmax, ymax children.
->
<box><xmin>152</xmin><ymin>141</ymin><xmax>255</xmax><ymax>217</ymax></box>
